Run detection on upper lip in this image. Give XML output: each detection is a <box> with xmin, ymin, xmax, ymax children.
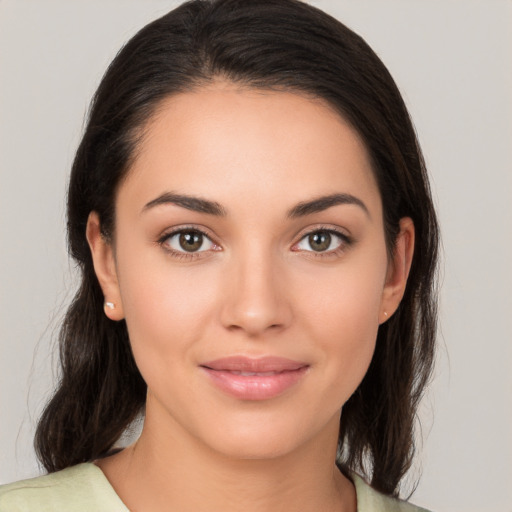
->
<box><xmin>200</xmin><ymin>356</ymin><xmax>308</xmax><ymax>373</ymax></box>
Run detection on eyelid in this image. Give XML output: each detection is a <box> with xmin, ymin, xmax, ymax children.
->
<box><xmin>156</xmin><ymin>223</ymin><xmax>353</xmax><ymax>260</ymax></box>
<box><xmin>157</xmin><ymin>225</ymin><xmax>221</xmax><ymax>258</ymax></box>
<box><xmin>291</xmin><ymin>225</ymin><xmax>353</xmax><ymax>255</ymax></box>
<box><xmin>293</xmin><ymin>224</ymin><xmax>351</xmax><ymax>243</ymax></box>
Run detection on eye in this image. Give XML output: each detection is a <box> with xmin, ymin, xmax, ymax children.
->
<box><xmin>295</xmin><ymin>229</ymin><xmax>348</xmax><ymax>253</ymax></box>
<box><xmin>161</xmin><ymin>229</ymin><xmax>216</xmax><ymax>253</ymax></box>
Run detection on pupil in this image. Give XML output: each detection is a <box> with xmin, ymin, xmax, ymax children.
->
<box><xmin>309</xmin><ymin>231</ymin><xmax>331</xmax><ymax>252</ymax></box>
<box><xmin>179</xmin><ymin>231</ymin><xmax>202</xmax><ymax>252</ymax></box>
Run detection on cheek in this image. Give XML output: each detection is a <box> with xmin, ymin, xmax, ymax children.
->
<box><xmin>299</xmin><ymin>254</ymin><xmax>386</xmax><ymax>336</ymax></box>
<box><xmin>117</xmin><ymin>255</ymin><xmax>221</xmax><ymax>372</ymax></box>
<box><xmin>295</xmin><ymin>256</ymin><xmax>387</xmax><ymax>398</ymax></box>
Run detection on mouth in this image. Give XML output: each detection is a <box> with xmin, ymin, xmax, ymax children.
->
<box><xmin>200</xmin><ymin>356</ymin><xmax>309</xmax><ymax>401</ymax></box>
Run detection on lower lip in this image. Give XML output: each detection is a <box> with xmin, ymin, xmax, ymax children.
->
<box><xmin>201</xmin><ymin>367</ymin><xmax>308</xmax><ymax>401</ymax></box>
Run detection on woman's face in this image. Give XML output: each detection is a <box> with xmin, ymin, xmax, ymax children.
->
<box><xmin>88</xmin><ymin>83</ymin><xmax>412</xmax><ymax>460</ymax></box>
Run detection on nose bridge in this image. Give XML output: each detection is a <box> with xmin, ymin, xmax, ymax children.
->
<box><xmin>220</xmin><ymin>240</ymin><xmax>291</xmax><ymax>336</ymax></box>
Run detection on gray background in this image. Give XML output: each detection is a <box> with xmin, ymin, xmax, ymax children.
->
<box><xmin>1</xmin><ymin>1</ymin><xmax>511</xmax><ymax>511</ymax></box>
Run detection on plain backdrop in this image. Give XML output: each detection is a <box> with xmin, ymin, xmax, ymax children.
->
<box><xmin>1</xmin><ymin>1</ymin><xmax>511</xmax><ymax>511</ymax></box>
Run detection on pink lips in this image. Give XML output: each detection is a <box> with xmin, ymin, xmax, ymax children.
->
<box><xmin>200</xmin><ymin>356</ymin><xmax>309</xmax><ymax>401</ymax></box>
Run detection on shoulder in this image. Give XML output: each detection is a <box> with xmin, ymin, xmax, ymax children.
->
<box><xmin>0</xmin><ymin>463</ymin><xmax>128</xmax><ymax>512</ymax></box>
<box><xmin>351</xmin><ymin>473</ymin><xmax>432</xmax><ymax>512</ymax></box>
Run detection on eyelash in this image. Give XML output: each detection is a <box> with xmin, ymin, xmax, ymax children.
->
<box><xmin>157</xmin><ymin>226</ymin><xmax>216</xmax><ymax>261</ymax></box>
<box><xmin>157</xmin><ymin>225</ymin><xmax>353</xmax><ymax>261</ymax></box>
<box><xmin>293</xmin><ymin>226</ymin><xmax>352</xmax><ymax>259</ymax></box>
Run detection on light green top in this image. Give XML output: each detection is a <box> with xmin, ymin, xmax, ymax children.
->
<box><xmin>0</xmin><ymin>463</ymin><xmax>430</xmax><ymax>511</ymax></box>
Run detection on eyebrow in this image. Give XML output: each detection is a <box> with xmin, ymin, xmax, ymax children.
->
<box><xmin>142</xmin><ymin>191</ymin><xmax>369</xmax><ymax>218</ymax></box>
<box><xmin>286</xmin><ymin>193</ymin><xmax>369</xmax><ymax>218</ymax></box>
<box><xmin>142</xmin><ymin>192</ymin><xmax>227</xmax><ymax>216</ymax></box>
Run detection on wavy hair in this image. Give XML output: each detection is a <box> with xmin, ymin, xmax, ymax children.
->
<box><xmin>35</xmin><ymin>0</ymin><xmax>439</xmax><ymax>497</ymax></box>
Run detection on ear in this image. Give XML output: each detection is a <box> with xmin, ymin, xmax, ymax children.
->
<box><xmin>86</xmin><ymin>211</ymin><xmax>125</xmax><ymax>321</ymax></box>
<box><xmin>379</xmin><ymin>217</ymin><xmax>415</xmax><ymax>324</ymax></box>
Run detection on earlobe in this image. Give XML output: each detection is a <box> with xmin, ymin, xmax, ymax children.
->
<box><xmin>85</xmin><ymin>212</ymin><xmax>125</xmax><ymax>321</ymax></box>
<box><xmin>379</xmin><ymin>217</ymin><xmax>415</xmax><ymax>324</ymax></box>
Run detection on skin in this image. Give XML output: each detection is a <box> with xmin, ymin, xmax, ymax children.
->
<box><xmin>86</xmin><ymin>82</ymin><xmax>414</xmax><ymax>512</ymax></box>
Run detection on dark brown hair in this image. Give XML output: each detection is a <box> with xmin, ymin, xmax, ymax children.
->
<box><xmin>35</xmin><ymin>0</ymin><xmax>439</xmax><ymax>497</ymax></box>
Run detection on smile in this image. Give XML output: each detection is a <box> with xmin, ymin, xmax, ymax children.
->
<box><xmin>200</xmin><ymin>356</ymin><xmax>309</xmax><ymax>401</ymax></box>
<box><xmin>227</xmin><ymin>371</ymin><xmax>280</xmax><ymax>376</ymax></box>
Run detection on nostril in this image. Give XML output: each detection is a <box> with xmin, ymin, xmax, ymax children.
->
<box><xmin>218</xmin><ymin>268</ymin><xmax>293</xmax><ymax>335</ymax></box>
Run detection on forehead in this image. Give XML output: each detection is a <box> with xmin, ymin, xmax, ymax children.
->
<box><xmin>121</xmin><ymin>83</ymin><xmax>381</xmax><ymax>218</ymax></box>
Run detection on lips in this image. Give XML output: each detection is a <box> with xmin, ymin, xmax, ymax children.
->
<box><xmin>200</xmin><ymin>356</ymin><xmax>309</xmax><ymax>401</ymax></box>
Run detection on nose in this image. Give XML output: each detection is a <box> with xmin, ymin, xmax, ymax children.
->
<box><xmin>219</xmin><ymin>249</ymin><xmax>293</xmax><ymax>337</ymax></box>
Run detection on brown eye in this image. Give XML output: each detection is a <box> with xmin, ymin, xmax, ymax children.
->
<box><xmin>179</xmin><ymin>231</ymin><xmax>204</xmax><ymax>252</ymax></box>
<box><xmin>308</xmin><ymin>231</ymin><xmax>332</xmax><ymax>252</ymax></box>
<box><xmin>163</xmin><ymin>229</ymin><xmax>215</xmax><ymax>253</ymax></box>
<box><xmin>296</xmin><ymin>229</ymin><xmax>347</xmax><ymax>253</ymax></box>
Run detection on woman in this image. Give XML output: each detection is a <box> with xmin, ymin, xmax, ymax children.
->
<box><xmin>0</xmin><ymin>0</ymin><xmax>438</xmax><ymax>510</ymax></box>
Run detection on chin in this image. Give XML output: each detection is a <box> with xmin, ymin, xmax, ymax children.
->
<box><xmin>199</xmin><ymin>412</ymin><xmax>324</xmax><ymax>462</ymax></box>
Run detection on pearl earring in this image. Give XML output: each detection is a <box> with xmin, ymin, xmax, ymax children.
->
<box><xmin>104</xmin><ymin>301</ymin><xmax>115</xmax><ymax>310</ymax></box>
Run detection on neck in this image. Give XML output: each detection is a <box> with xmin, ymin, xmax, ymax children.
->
<box><xmin>97</xmin><ymin>398</ymin><xmax>356</xmax><ymax>512</ymax></box>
